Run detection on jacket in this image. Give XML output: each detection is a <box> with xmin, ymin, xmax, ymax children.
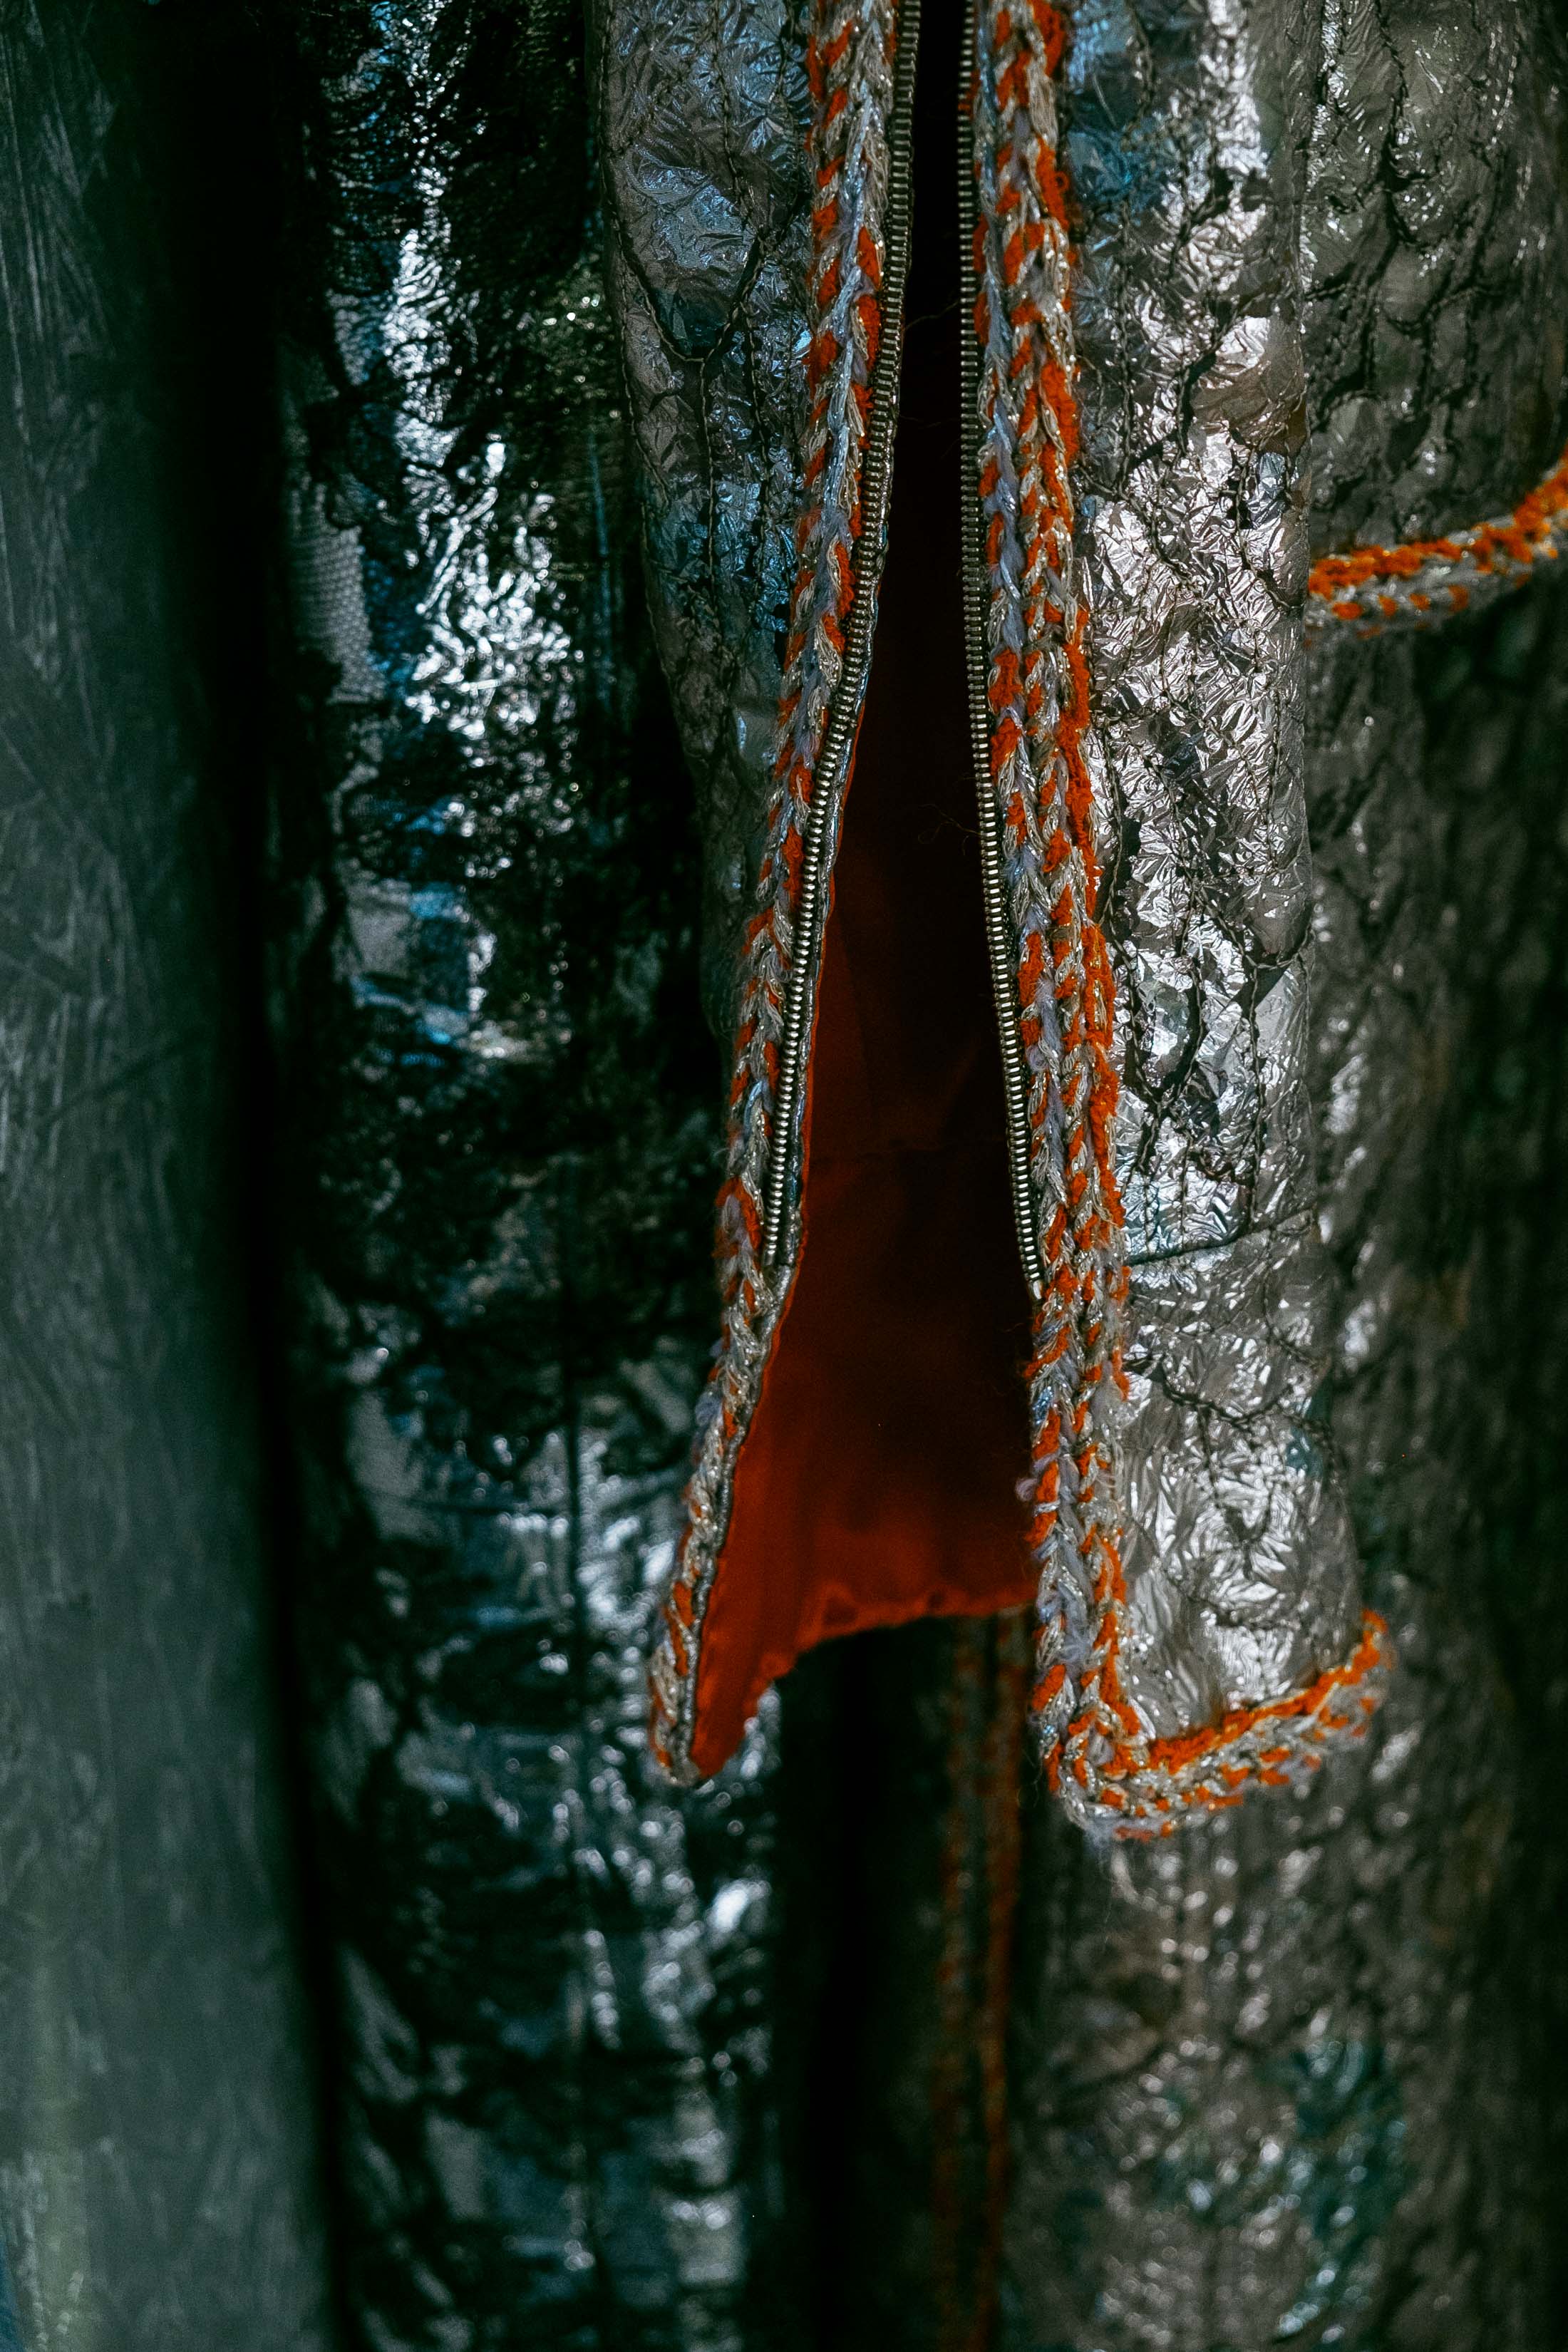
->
<box><xmin>592</xmin><ymin>0</ymin><xmax>1568</xmax><ymax>1826</ymax></box>
<box><xmin>265</xmin><ymin>0</ymin><xmax>1568</xmax><ymax>2341</ymax></box>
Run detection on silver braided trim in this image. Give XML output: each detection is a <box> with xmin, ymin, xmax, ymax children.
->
<box><xmin>649</xmin><ymin>0</ymin><xmax>899</xmax><ymax>1783</ymax></box>
<box><xmin>1306</xmin><ymin>443</ymin><xmax>1568</xmax><ymax>639</ymax></box>
<box><xmin>969</xmin><ymin>0</ymin><xmax>1123</xmax><ymax>1780</ymax></box>
<box><xmin>974</xmin><ymin>0</ymin><xmax>1392</xmax><ymax>1838</ymax></box>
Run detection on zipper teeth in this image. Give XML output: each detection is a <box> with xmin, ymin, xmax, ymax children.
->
<box><xmin>959</xmin><ymin>3</ymin><xmax>1046</xmax><ymax>1300</ymax></box>
<box><xmin>761</xmin><ymin>0</ymin><xmax>922</xmax><ymax>1272</ymax></box>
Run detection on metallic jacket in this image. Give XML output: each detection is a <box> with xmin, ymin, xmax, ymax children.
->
<box><xmin>594</xmin><ymin>0</ymin><xmax>1564</xmax><ymax>1825</ymax></box>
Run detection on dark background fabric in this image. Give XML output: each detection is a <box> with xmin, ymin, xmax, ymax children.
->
<box><xmin>0</xmin><ymin>1</ymin><xmax>333</xmax><ymax>2342</ymax></box>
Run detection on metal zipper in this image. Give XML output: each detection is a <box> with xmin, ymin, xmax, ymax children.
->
<box><xmin>760</xmin><ymin>0</ymin><xmax>922</xmax><ymax>1272</ymax></box>
<box><xmin>761</xmin><ymin>0</ymin><xmax>1044</xmax><ymax>1303</ymax></box>
<box><xmin>959</xmin><ymin>1</ymin><xmax>1046</xmax><ymax>1299</ymax></box>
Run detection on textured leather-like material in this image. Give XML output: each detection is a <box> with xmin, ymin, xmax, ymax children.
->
<box><xmin>589</xmin><ymin>0</ymin><xmax>1568</xmax><ymax>2331</ymax></box>
<box><xmin>268</xmin><ymin>4</ymin><xmax>794</xmax><ymax>2344</ymax></box>
<box><xmin>1000</xmin><ymin>584</ymin><xmax>1568</xmax><ymax>2352</ymax></box>
<box><xmin>1060</xmin><ymin>0</ymin><xmax>1366</xmax><ymax>1745</ymax></box>
<box><xmin>606</xmin><ymin>0</ymin><xmax>1391</xmax><ymax>1813</ymax></box>
<box><xmin>1303</xmin><ymin>0</ymin><xmax>1568</xmax><ymax>555</ymax></box>
<box><xmin>2</xmin><ymin>0</ymin><xmax>1564</xmax><ymax>2342</ymax></box>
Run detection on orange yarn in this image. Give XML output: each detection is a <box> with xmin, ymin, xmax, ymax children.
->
<box><xmin>1309</xmin><ymin>443</ymin><xmax>1568</xmax><ymax>635</ymax></box>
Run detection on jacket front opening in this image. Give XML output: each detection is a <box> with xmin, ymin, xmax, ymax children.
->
<box><xmin>687</xmin><ymin>120</ymin><xmax>1036</xmax><ymax>1777</ymax></box>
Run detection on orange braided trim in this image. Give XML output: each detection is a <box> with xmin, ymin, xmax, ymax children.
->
<box><xmin>649</xmin><ymin>0</ymin><xmax>898</xmax><ymax>1783</ymax></box>
<box><xmin>1037</xmin><ymin>1440</ymin><xmax>1395</xmax><ymax>1834</ymax></box>
<box><xmin>1307</xmin><ymin>442</ymin><xmax>1568</xmax><ymax>634</ymax></box>
<box><xmin>1046</xmin><ymin>1597</ymin><xmax>1393</xmax><ymax>1832</ymax></box>
<box><xmin>1138</xmin><ymin>1610</ymin><xmax>1391</xmax><ymax>1778</ymax></box>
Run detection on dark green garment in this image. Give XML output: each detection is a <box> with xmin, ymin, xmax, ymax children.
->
<box><xmin>0</xmin><ymin>1</ymin><xmax>331</xmax><ymax>2342</ymax></box>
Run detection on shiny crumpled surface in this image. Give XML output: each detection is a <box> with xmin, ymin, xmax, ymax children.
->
<box><xmin>1301</xmin><ymin>0</ymin><xmax>1568</xmax><ymax>557</ymax></box>
<box><xmin>1001</xmin><ymin>582</ymin><xmax>1568</xmax><ymax>2352</ymax></box>
<box><xmin>268</xmin><ymin>5</ymin><xmax>792</xmax><ymax>2343</ymax></box>
<box><xmin>0</xmin><ymin>6</ymin><xmax>334</xmax><ymax>2346</ymax></box>
<box><xmin>1001</xmin><ymin>2</ymin><xmax>1568</xmax><ymax>2343</ymax></box>
<box><xmin>4</xmin><ymin>0</ymin><xmax>1565</xmax><ymax>2343</ymax></box>
<box><xmin>591</xmin><ymin>0</ymin><xmax>1568</xmax><ymax>2334</ymax></box>
<box><xmin>591</xmin><ymin>0</ymin><xmax>813</xmax><ymax>1038</ymax></box>
<box><xmin>1066</xmin><ymin>0</ymin><xmax>1363</xmax><ymax>1735</ymax></box>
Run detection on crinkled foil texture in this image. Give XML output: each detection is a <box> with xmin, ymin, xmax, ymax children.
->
<box><xmin>587</xmin><ymin>0</ymin><xmax>1568</xmax><ymax>2336</ymax></box>
<box><xmin>592</xmin><ymin>0</ymin><xmax>813</xmax><ymax>1039</ymax></box>
<box><xmin>269</xmin><ymin>6</ymin><xmax>791</xmax><ymax>2344</ymax></box>
<box><xmin>0</xmin><ymin>6</ymin><xmax>334</xmax><ymax>2345</ymax></box>
<box><xmin>1063</xmin><ymin>0</ymin><xmax>1363</xmax><ymax>1737</ymax></box>
<box><xmin>1001</xmin><ymin>577</ymin><xmax>1568</xmax><ymax>2352</ymax></box>
<box><xmin>999</xmin><ymin>3</ymin><xmax>1568</xmax><ymax>2343</ymax></box>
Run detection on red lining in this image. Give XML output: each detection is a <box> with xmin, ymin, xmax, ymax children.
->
<box><xmin>688</xmin><ymin>293</ymin><xmax>1036</xmax><ymax>1778</ymax></box>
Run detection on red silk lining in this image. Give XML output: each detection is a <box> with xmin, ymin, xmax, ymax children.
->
<box><xmin>688</xmin><ymin>292</ymin><xmax>1036</xmax><ymax>1779</ymax></box>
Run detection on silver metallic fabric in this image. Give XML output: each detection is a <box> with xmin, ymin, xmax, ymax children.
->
<box><xmin>1000</xmin><ymin>583</ymin><xmax>1568</xmax><ymax>2352</ymax></box>
<box><xmin>1000</xmin><ymin>1</ymin><xmax>1568</xmax><ymax>2341</ymax></box>
<box><xmin>592</xmin><ymin>0</ymin><xmax>1568</xmax><ymax>2331</ymax></box>
<box><xmin>1067</xmin><ymin>0</ymin><xmax>1366</xmax><ymax>1742</ymax></box>
<box><xmin>269</xmin><ymin>4</ymin><xmax>793</xmax><ymax>2343</ymax></box>
<box><xmin>597</xmin><ymin>0</ymin><xmax>1396</xmax><ymax>1822</ymax></box>
<box><xmin>0</xmin><ymin>4</ymin><xmax>334</xmax><ymax>2345</ymax></box>
<box><xmin>592</xmin><ymin>0</ymin><xmax>813</xmax><ymax>1036</ymax></box>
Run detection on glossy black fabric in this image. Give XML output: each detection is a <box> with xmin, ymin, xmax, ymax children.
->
<box><xmin>264</xmin><ymin>6</ymin><xmax>796</xmax><ymax>2346</ymax></box>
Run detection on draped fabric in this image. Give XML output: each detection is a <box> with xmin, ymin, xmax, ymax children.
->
<box><xmin>1</xmin><ymin>4</ymin><xmax>1567</xmax><ymax>2350</ymax></box>
<box><xmin>0</xmin><ymin>6</ymin><xmax>331</xmax><ymax>2341</ymax></box>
